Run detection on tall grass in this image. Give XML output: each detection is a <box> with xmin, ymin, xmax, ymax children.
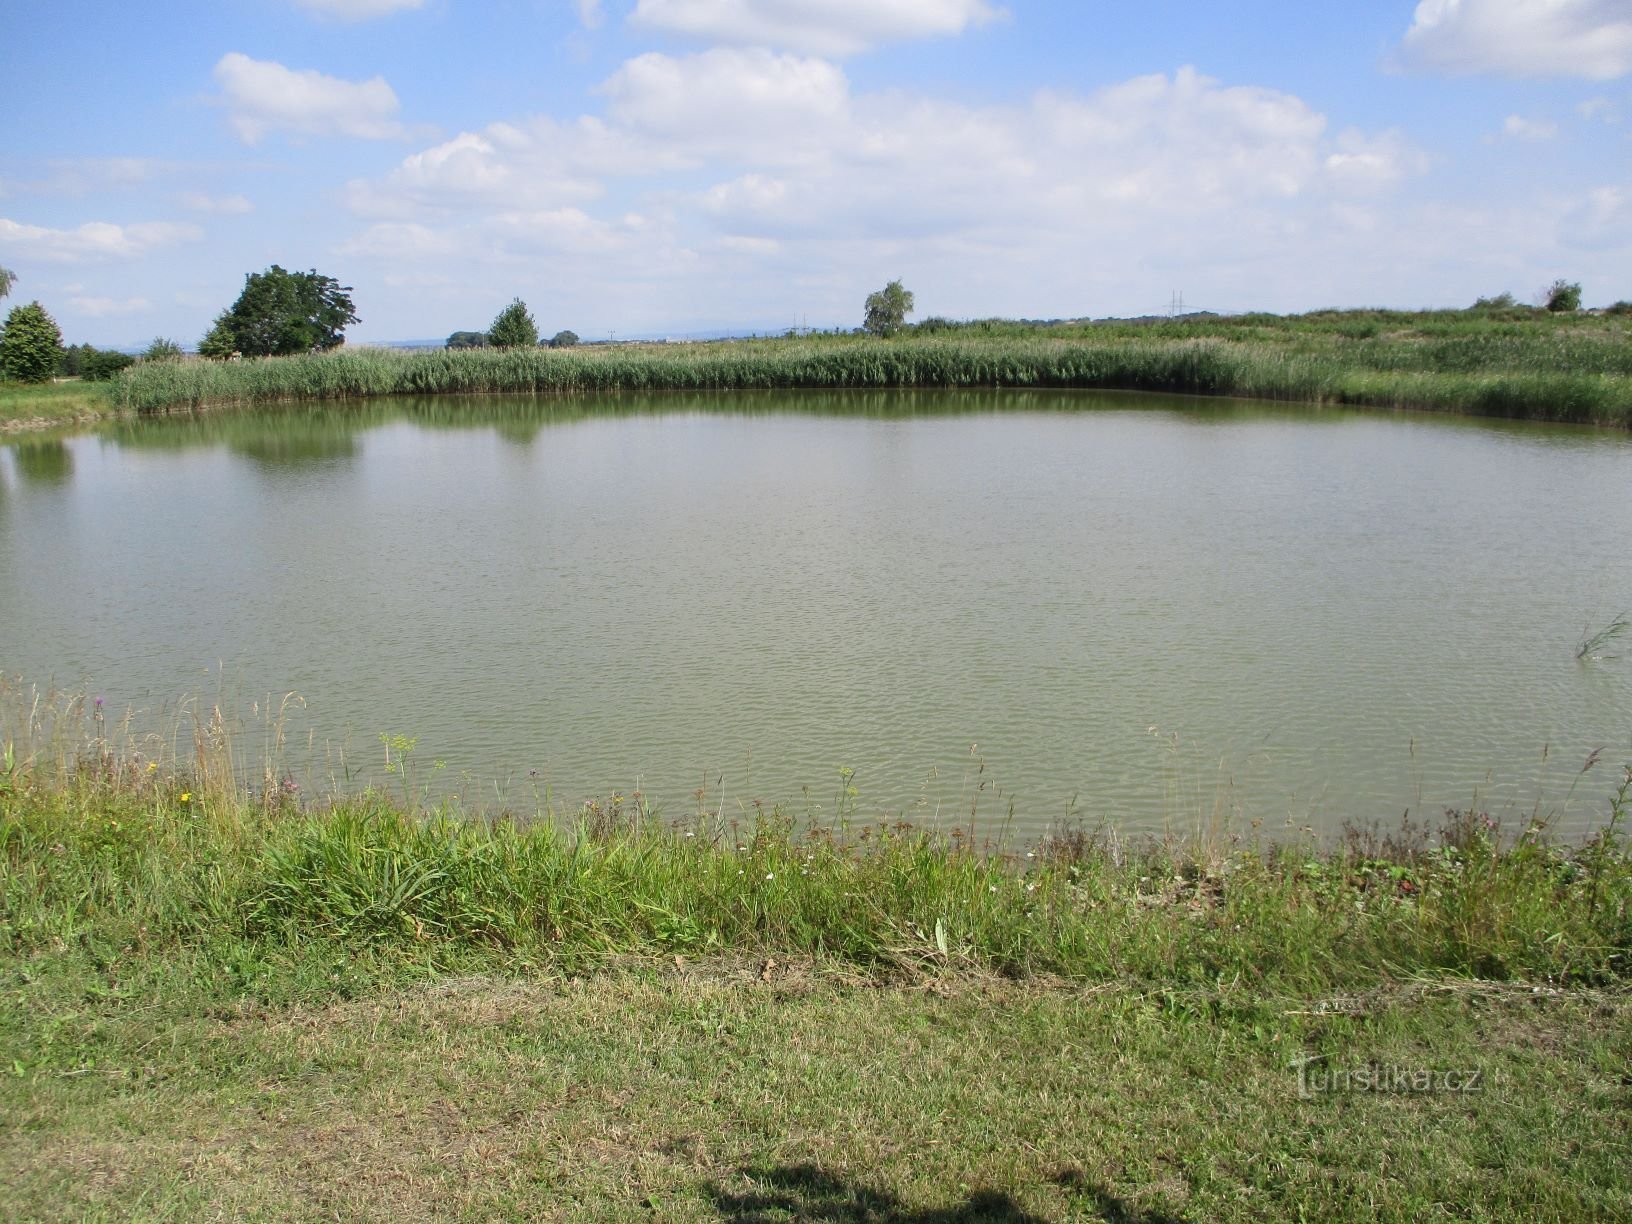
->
<box><xmin>104</xmin><ymin>312</ymin><xmax>1632</xmax><ymax>428</ymax></box>
<box><xmin>4</xmin><ymin>690</ymin><xmax>1629</xmax><ymax>992</ymax></box>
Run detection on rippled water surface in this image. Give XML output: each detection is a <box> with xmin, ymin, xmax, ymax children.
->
<box><xmin>3</xmin><ymin>389</ymin><xmax>1630</xmax><ymax>838</ymax></box>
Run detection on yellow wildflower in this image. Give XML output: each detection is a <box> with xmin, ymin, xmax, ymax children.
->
<box><xmin>179</xmin><ymin>792</ymin><xmax>191</xmax><ymax>803</ymax></box>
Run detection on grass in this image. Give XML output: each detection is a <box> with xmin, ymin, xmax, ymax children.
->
<box><xmin>3</xmin><ymin>696</ymin><xmax>1632</xmax><ymax>1217</ymax></box>
<box><xmin>0</xmin><ymin>379</ymin><xmax>109</xmax><ymax>430</ymax></box>
<box><xmin>6</xmin><ymin>307</ymin><xmax>1613</xmax><ymax>432</ymax></box>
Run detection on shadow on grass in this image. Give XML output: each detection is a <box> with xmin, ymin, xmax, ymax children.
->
<box><xmin>709</xmin><ymin>1164</ymin><xmax>1186</xmax><ymax>1222</ymax></box>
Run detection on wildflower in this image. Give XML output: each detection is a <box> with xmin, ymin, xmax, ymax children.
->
<box><xmin>179</xmin><ymin>792</ymin><xmax>191</xmax><ymax>803</ymax></box>
<box><xmin>765</xmin><ymin>872</ymin><xmax>775</xmax><ymax>880</ymax></box>
<box><xmin>989</xmin><ymin>884</ymin><xmax>998</xmax><ymax>893</ymax></box>
<box><xmin>146</xmin><ymin>762</ymin><xmax>158</xmax><ymax>773</ymax></box>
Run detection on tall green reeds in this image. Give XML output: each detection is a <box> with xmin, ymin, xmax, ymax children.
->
<box><xmin>105</xmin><ymin>320</ymin><xmax>1632</xmax><ymax>428</ymax></box>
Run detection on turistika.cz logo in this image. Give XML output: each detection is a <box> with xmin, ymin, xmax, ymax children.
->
<box><xmin>1291</xmin><ymin>1055</ymin><xmax>1485</xmax><ymax>1099</ymax></box>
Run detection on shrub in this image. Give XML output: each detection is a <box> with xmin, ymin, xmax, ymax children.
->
<box><xmin>143</xmin><ymin>337</ymin><xmax>184</xmax><ymax>362</ymax></box>
<box><xmin>1546</xmin><ymin>280</ymin><xmax>1583</xmax><ymax>312</ymax></box>
<box><xmin>548</xmin><ymin>329</ymin><xmax>580</xmax><ymax>349</ymax></box>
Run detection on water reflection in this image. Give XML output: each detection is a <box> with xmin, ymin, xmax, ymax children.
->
<box><xmin>11</xmin><ymin>439</ymin><xmax>73</xmax><ymax>484</ymax></box>
<box><xmin>100</xmin><ymin>387</ymin><xmax>1357</xmax><ymax>459</ymax></box>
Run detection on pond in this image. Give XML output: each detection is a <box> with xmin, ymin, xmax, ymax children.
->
<box><xmin>2</xmin><ymin>388</ymin><xmax>1629</xmax><ymax>841</ymax></box>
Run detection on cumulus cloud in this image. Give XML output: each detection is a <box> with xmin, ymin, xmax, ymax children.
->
<box><xmin>1323</xmin><ymin>129</ymin><xmax>1429</xmax><ymax>190</ymax></box>
<box><xmin>600</xmin><ymin>49</ymin><xmax>849</xmax><ymax>151</ymax></box>
<box><xmin>333</xmin><ymin>56</ymin><xmax>1437</xmax><ymax>327</ymax></box>
<box><xmin>1401</xmin><ymin>0</ymin><xmax>1632</xmax><ymax>79</ymax></box>
<box><xmin>67</xmin><ymin>296</ymin><xmax>153</xmax><ymax>317</ymax></box>
<box><xmin>629</xmin><ymin>0</ymin><xmax>1002</xmax><ymax>55</ymax></box>
<box><xmin>0</xmin><ymin>217</ymin><xmax>203</xmax><ymax>262</ymax></box>
<box><xmin>293</xmin><ymin>0</ymin><xmax>424</xmax><ymax>19</ymax></box>
<box><xmin>213</xmin><ymin>53</ymin><xmax>405</xmax><ymax>143</ymax></box>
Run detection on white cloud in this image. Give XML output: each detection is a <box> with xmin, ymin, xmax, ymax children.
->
<box><xmin>576</xmin><ymin>0</ymin><xmax>604</xmax><ymax>28</ymax></box>
<box><xmin>629</xmin><ymin>0</ymin><xmax>1003</xmax><ymax>55</ymax></box>
<box><xmin>1561</xmin><ymin>185</ymin><xmax>1632</xmax><ymax>250</ymax></box>
<box><xmin>293</xmin><ymin>0</ymin><xmax>424</xmax><ymax>19</ymax></box>
<box><xmin>0</xmin><ymin>217</ymin><xmax>204</xmax><ymax>263</ymax></box>
<box><xmin>1401</xmin><ymin>0</ymin><xmax>1632</xmax><ymax>79</ymax></box>
<box><xmin>213</xmin><ymin>52</ymin><xmax>405</xmax><ymax>143</ymax></box>
<box><xmin>1494</xmin><ymin>114</ymin><xmax>1559</xmax><ymax>141</ymax></box>
<box><xmin>601</xmin><ymin>49</ymin><xmax>849</xmax><ymax>151</ymax></box>
<box><xmin>177</xmin><ymin>192</ymin><xmax>254</xmax><ymax>215</ymax></box>
<box><xmin>1324</xmin><ymin>129</ymin><xmax>1429</xmax><ymax>190</ymax></box>
<box><xmin>336</xmin><ymin>222</ymin><xmax>458</xmax><ymax>259</ymax></box>
<box><xmin>1578</xmin><ymin>96</ymin><xmax>1621</xmax><ymax>122</ymax></box>
<box><xmin>334</xmin><ymin>60</ymin><xmax>1434</xmax><ymax>329</ymax></box>
<box><xmin>67</xmin><ymin>296</ymin><xmax>153</xmax><ymax>317</ymax></box>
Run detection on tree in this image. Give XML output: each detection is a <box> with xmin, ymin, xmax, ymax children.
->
<box><xmin>142</xmin><ymin>337</ymin><xmax>184</xmax><ymax>361</ymax></box>
<box><xmin>209</xmin><ymin>265</ymin><xmax>359</xmax><ymax>357</ymax></box>
<box><xmin>1545</xmin><ymin>279</ymin><xmax>1582</xmax><ymax>312</ymax></box>
<box><xmin>0</xmin><ymin>301</ymin><xmax>64</xmax><ymax>383</ymax></box>
<box><xmin>488</xmin><ymin>298</ymin><xmax>539</xmax><ymax>348</ymax></box>
<box><xmin>0</xmin><ymin>266</ymin><xmax>15</xmax><ymax>301</ymax></box>
<box><xmin>199</xmin><ymin>313</ymin><xmax>238</xmax><ymax>359</ymax></box>
<box><xmin>863</xmin><ymin>280</ymin><xmax>914</xmax><ymax>337</ymax></box>
<box><xmin>446</xmin><ymin>330</ymin><xmax>489</xmax><ymax>349</ymax></box>
<box><xmin>548</xmin><ymin>329</ymin><xmax>580</xmax><ymax>349</ymax></box>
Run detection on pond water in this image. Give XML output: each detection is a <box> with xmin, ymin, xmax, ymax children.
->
<box><xmin>2</xmin><ymin>389</ymin><xmax>1630</xmax><ymax>840</ymax></box>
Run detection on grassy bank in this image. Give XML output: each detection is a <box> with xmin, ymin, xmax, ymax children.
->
<box><xmin>83</xmin><ymin>308</ymin><xmax>1632</xmax><ymax>429</ymax></box>
<box><xmin>3</xmin><ymin>727</ymin><xmax>1631</xmax><ymax>1216</ymax></box>
<box><xmin>0</xmin><ymin>380</ymin><xmax>110</xmax><ymax>432</ymax></box>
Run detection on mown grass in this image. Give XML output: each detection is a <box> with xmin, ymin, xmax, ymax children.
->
<box><xmin>3</xmin><ymin>709</ymin><xmax>1631</xmax><ymax>1217</ymax></box>
<box><xmin>4</xmin><ymin>970</ymin><xmax>1628</xmax><ymax>1220</ymax></box>
<box><xmin>99</xmin><ymin>309</ymin><xmax>1632</xmax><ymax>429</ymax></box>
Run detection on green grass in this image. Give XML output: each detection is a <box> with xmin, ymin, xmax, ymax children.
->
<box><xmin>3</xmin><ymin>717</ymin><xmax>1631</xmax><ymax>1217</ymax></box>
<box><xmin>95</xmin><ymin>308</ymin><xmax>1632</xmax><ymax>429</ymax></box>
<box><xmin>4</xmin><ymin>969</ymin><xmax>1628</xmax><ymax>1220</ymax></box>
<box><xmin>0</xmin><ymin>379</ymin><xmax>112</xmax><ymax>429</ymax></box>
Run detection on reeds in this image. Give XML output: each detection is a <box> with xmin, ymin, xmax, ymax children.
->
<box><xmin>102</xmin><ymin>313</ymin><xmax>1632</xmax><ymax>428</ymax></box>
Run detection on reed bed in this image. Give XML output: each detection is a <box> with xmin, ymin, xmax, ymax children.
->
<box><xmin>101</xmin><ymin>311</ymin><xmax>1632</xmax><ymax>428</ymax></box>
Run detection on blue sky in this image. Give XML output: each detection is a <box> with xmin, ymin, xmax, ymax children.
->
<box><xmin>2</xmin><ymin>0</ymin><xmax>1628</xmax><ymax>346</ymax></box>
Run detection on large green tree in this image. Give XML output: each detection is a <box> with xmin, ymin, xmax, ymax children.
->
<box><xmin>0</xmin><ymin>301</ymin><xmax>64</xmax><ymax>383</ymax></box>
<box><xmin>863</xmin><ymin>280</ymin><xmax>915</xmax><ymax>338</ymax></box>
<box><xmin>206</xmin><ymin>265</ymin><xmax>359</xmax><ymax>357</ymax></box>
<box><xmin>488</xmin><ymin>298</ymin><xmax>539</xmax><ymax>348</ymax></box>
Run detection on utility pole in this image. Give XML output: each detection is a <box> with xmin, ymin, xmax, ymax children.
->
<box><xmin>1167</xmin><ymin>291</ymin><xmax>1186</xmax><ymax>318</ymax></box>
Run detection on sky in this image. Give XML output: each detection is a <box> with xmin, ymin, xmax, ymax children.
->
<box><xmin>1</xmin><ymin>0</ymin><xmax>1629</xmax><ymax>347</ymax></box>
